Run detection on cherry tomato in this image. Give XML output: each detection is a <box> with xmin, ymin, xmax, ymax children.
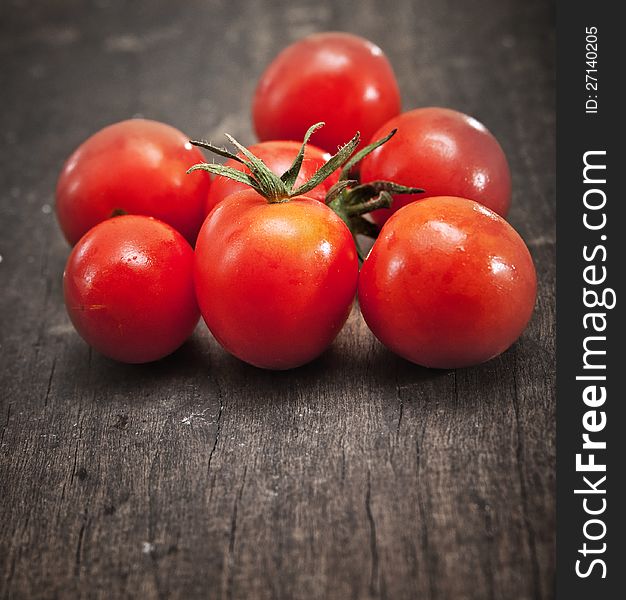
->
<box><xmin>64</xmin><ymin>215</ymin><xmax>199</xmax><ymax>363</ymax></box>
<box><xmin>195</xmin><ymin>190</ymin><xmax>358</xmax><ymax>369</ymax></box>
<box><xmin>358</xmin><ymin>197</ymin><xmax>536</xmax><ymax>369</ymax></box>
<box><xmin>56</xmin><ymin>119</ymin><xmax>211</xmax><ymax>245</ymax></box>
<box><xmin>360</xmin><ymin>108</ymin><xmax>512</xmax><ymax>225</ymax></box>
<box><xmin>253</xmin><ymin>32</ymin><xmax>401</xmax><ymax>153</ymax></box>
<box><xmin>205</xmin><ymin>140</ymin><xmax>338</xmax><ymax>217</ymax></box>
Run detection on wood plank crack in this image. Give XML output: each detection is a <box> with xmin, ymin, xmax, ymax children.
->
<box><xmin>43</xmin><ymin>358</ymin><xmax>56</xmax><ymax>408</ymax></box>
<box><xmin>1</xmin><ymin>402</ymin><xmax>10</xmax><ymax>446</ymax></box>
<box><xmin>396</xmin><ymin>388</ymin><xmax>404</xmax><ymax>440</ymax></box>
<box><xmin>74</xmin><ymin>509</ymin><xmax>88</xmax><ymax>578</ymax></box>
<box><xmin>365</xmin><ymin>469</ymin><xmax>379</xmax><ymax>597</ymax></box>
<box><xmin>511</xmin><ymin>357</ymin><xmax>543</xmax><ymax>600</ymax></box>
<box><xmin>225</xmin><ymin>465</ymin><xmax>247</xmax><ymax>600</ymax></box>
<box><xmin>207</xmin><ymin>396</ymin><xmax>224</xmax><ymax>477</ymax></box>
<box><xmin>147</xmin><ymin>419</ymin><xmax>168</xmax><ymax>600</ymax></box>
<box><xmin>416</xmin><ymin>426</ymin><xmax>437</xmax><ymax>599</ymax></box>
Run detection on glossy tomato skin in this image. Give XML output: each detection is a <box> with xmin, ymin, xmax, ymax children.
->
<box><xmin>205</xmin><ymin>140</ymin><xmax>338</xmax><ymax>217</ymax></box>
<box><xmin>56</xmin><ymin>119</ymin><xmax>211</xmax><ymax>246</ymax></box>
<box><xmin>64</xmin><ymin>215</ymin><xmax>199</xmax><ymax>363</ymax></box>
<box><xmin>253</xmin><ymin>32</ymin><xmax>401</xmax><ymax>153</ymax></box>
<box><xmin>360</xmin><ymin>108</ymin><xmax>512</xmax><ymax>225</ymax></box>
<box><xmin>195</xmin><ymin>190</ymin><xmax>358</xmax><ymax>369</ymax></box>
<box><xmin>358</xmin><ymin>197</ymin><xmax>536</xmax><ymax>369</ymax></box>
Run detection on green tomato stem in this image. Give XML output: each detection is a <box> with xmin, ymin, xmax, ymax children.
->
<box><xmin>187</xmin><ymin>123</ymin><xmax>360</xmax><ymax>204</ymax></box>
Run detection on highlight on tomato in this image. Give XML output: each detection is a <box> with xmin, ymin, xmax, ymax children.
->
<box><xmin>64</xmin><ymin>215</ymin><xmax>199</xmax><ymax>364</ymax></box>
<box><xmin>360</xmin><ymin>107</ymin><xmax>512</xmax><ymax>225</ymax></box>
<box><xmin>358</xmin><ymin>196</ymin><xmax>536</xmax><ymax>369</ymax></box>
<box><xmin>56</xmin><ymin>119</ymin><xmax>211</xmax><ymax>246</ymax></box>
<box><xmin>253</xmin><ymin>32</ymin><xmax>401</xmax><ymax>153</ymax></box>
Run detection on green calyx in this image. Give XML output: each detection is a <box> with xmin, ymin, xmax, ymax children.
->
<box><xmin>187</xmin><ymin>122</ymin><xmax>360</xmax><ymax>204</ymax></box>
<box><xmin>325</xmin><ymin>129</ymin><xmax>424</xmax><ymax>260</ymax></box>
<box><xmin>187</xmin><ymin>124</ymin><xmax>424</xmax><ymax>261</ymax></box>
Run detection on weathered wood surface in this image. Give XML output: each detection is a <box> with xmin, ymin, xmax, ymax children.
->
<box><xmin>0</xmin><ymin>0</ymin><xmax>555</xmax><ymax>598</ymax></box>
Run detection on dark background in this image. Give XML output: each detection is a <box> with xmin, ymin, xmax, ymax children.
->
<box><xmin>0</xmin><ymin>1</ymin><xmax>555</xmax><ymax>598</ymax></box>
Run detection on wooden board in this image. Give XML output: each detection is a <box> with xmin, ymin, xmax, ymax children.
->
<box><xmin>0</xmin><ymin>0</ymin><xmax>555</xmax><ymax>598</ymax></box>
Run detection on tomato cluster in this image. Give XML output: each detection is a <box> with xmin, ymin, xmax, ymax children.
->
<box><xmin>56</xmin><ymin>32</ymin><xmax>536</xmax><ymax>370</ymax></box>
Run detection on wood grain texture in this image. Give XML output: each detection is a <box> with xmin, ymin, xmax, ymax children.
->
<box><xmin>0</xmin><ymin>0</ymin><xmax>555</xmax><ymax>598</ymax></box>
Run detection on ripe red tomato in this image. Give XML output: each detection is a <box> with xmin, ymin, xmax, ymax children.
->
<box><xmin>64</xmin><ymin>215</ymin><xmax>199</xmax><ymax>363</ymax></box>
<box><xmin>253</xmin><ymin>32</ymin><xmax>401</xmax><ymax>153</ymax></box>
<box><xmin>358</xmin><ymin>197</ymin><xmax>536</xmax><ymax>369</ymax></box>
<box><xmin>195</xmin><ymin>190</ymin><xmax>358</xmax><ymax>369</ymax></box>
<box><xmin>205</xmin><ymin>140</ymin><xmax>337</xmax><ymax>217</ymax></box>
<box><xmin>360</xmin><ymin>108</ymin><xmax>512</xmax><ymax>225</ymax></box>
<box><xmin>56</xmin><ymin>119</ymin><xmax>211</xmax><ymax>246</ymax></box>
